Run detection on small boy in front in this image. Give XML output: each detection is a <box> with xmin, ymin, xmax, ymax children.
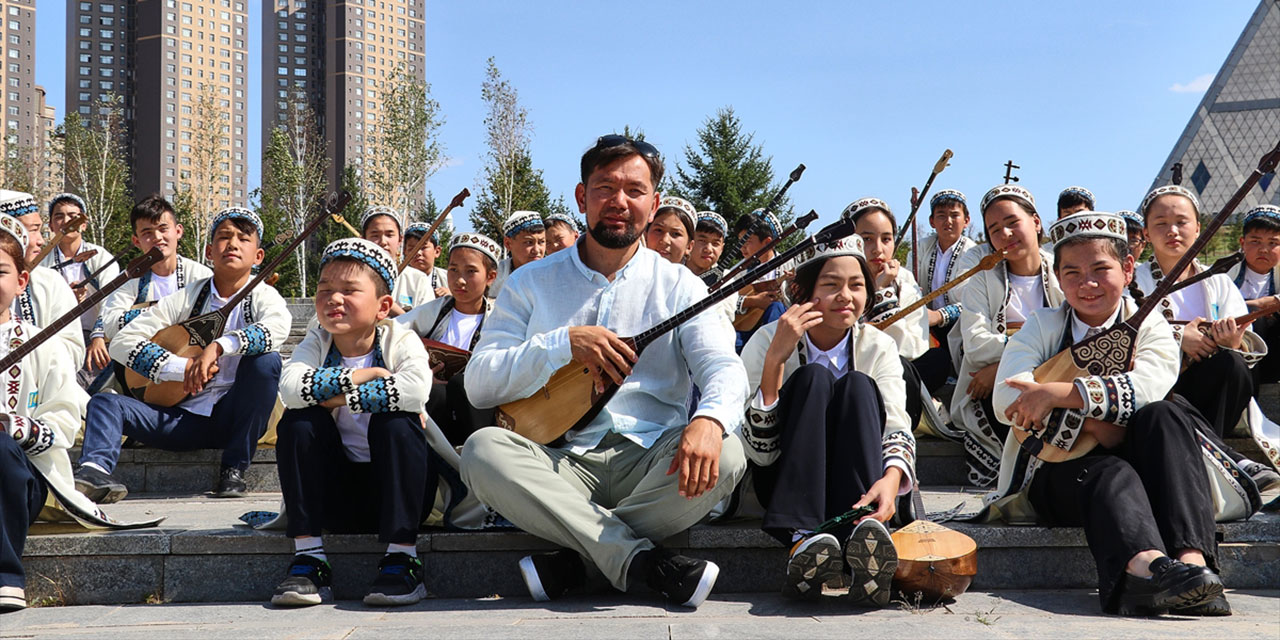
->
<box><xmin>988</xmin><ymin>212</ymin><xmax>1254</xmax><ymax>616</ymax></box>
<box><xmin>273</xmin><ymin>238</ymin><xmax>433</xmax><ymax>607</ymax></box>
<box><xmin>74</xmin><ymin>208</ymin><xmax>289</xmax><ymax>501</ymax></box>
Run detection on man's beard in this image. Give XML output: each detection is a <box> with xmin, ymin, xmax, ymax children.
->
<box><xmin>589</xmin><ymin>220</ymin><xmax>642</xmax><ymax>249</ymax></box>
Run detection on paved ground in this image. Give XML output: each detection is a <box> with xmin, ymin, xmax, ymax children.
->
<box><xmin>2</xmin><ymin>590</ymin><xmax>1277</xmax><ymax>639</ymax></box>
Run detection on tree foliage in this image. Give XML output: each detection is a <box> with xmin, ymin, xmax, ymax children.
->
<box><xmin>257</xmin><ymin>98</ymin><xmax>330</xmax><ymax>296</ymax></box>
<box><xmin>173</xmin><ymin>84</ymin><xmax>231</xmax><ymax>262</ymax></box>
<box><xmin>363</xmin><ymin>66</ymin><xmax>445</xmax><ymax>220</ymax></box>
<box><xmin>60</xmin><ymin>96</ymin><xmax>132</xmax><ymax>250</ymax></box>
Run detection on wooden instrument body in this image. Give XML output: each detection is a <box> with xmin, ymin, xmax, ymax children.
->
<box><xmin>891</xmin><ymin>519</ymin><xmax>977</xmax><ymax>602</ymax></box>
<box><xmin>494</xmin><ymin>360</ymin><xmax>615</xmax><ymax>445</ymax></box>
<box><xmin>123</xmin><ymin>311</ymin><xmax>227</xmax><ymax>407</ymax></box>
<box><xmin>732</xmin><ymin>278</ymin><xmax>784</xmax><ymax>332</ymax></box>
<box><xmin>422</xmin><ymin>338</ymin><xmax>470</xmax><ymax>381</ymax></box>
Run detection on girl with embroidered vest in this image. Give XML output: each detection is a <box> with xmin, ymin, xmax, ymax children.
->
<box><xmin>988</xmin><ymin>212</ymin><xmax>1255</xmax><ymax>616</ymax></box>
<box><xmin>739</xmin><ymin>235</ymin><xmax>915</xmax><ymax>608</ymax></box>
<box><xmin>74</xmin><ymin>208</ymin><xmax>290</xmax><ymax>503</ymax></box>
<box><xmin>1229</xmin><ymin>205</ymin><xmax>1280</xmax><ymax>390</ymax></box>
<box><xmin>0</xmin><ymin>215</ymin><xmax>161</xmax><ymax>613</ymax></box>
<box><xmin>98</xmin><ymin>195</ymin><xmax>213</xmax><ymax>343</ymax></box>
<box><xmin>646</xmin><ymin>196</ymin><xmax>696</xmax><ymax>265</ymax></box>
<box><xmin>398</xmin><ymin>233</ymin><xmax>500</xmax><ymax>446</ymax></box>
<box><xmin>362</xmin><ymin>206</ymin><xmax>433</xmax><ymax>315</ymax></box>
<box><xmin>1133</xmin><ymin>186</ymin><xmax>1266</xmax><ymax>442</ymax></box>
<box><xmin>845</xmin><ymin>198</ymin><xmax>931</xmax><ymax>431</ymax></box>
<box><xmin>907</xmin><ymin>189</ymin><xmax>977</xmax><ymax>394</ymax></box>
<box><xmin>403</xmin><ymin>221</ymin><xmax>450</xmax><ymax>298</ymax></box>
<box><xmin>950</xmin><ymin>185</ymin><xmax>1064</xmax><ymax>487</ymax></box>
<box><xmin>272</xmin><ymin>239</ymin><xmax>434</xmax><ymax>608</ymax></box>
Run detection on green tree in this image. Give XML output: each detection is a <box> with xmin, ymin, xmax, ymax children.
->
<box><xmin>60</xmin><ymin>97</ymin><xmax>132</xmax><ymax>250</ymax></box>
<box><xmin>364</xmin><ymin>66</ymin><xmax>446</xmax><ymax>218</ymax></box>
<box><xmin>471</xmin><ymin>151</ymin><xmax>559</xmax><ymax>240</ymax></box>
<box><xmin>173</xmin><ymin>84</ymin><xmax>231</xmax><ymax>262</ymax></box>
<box><xmin>672</xmin><ymin>106</ymin><xmax>794</xmax><ymax>265</ymax></box>
<box><xmin>257</xmin><ymin>99</ymin><xmax>330</xmax><ymax>296</ymax></box>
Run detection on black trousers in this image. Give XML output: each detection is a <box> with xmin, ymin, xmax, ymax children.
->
<box><xmin>754</xmin><ymin>364</ymin><xmax>887</xmax><ymax>544</ymax></box>
<box><xmin>1027</xmin><ymin>397</ymin><xmax>1217</xmax><ymax>613</ymax></box>
<box><xmin>1251</xmin><ymin>313</ymin><xmax>1280</xmax><ymax>390</ymax></box>
<box><xmin>914</xmin><ymin>326</ymin><xmax>955</xmax><ymax>394</ymax></box>
<box><xmin>425</xmin><ymin>372</ymin><xmax>494</xmax><ymax>447</ymax></box>
<box><xmin>276</xmin><ymin>406</ymin><xmax>431</xmax><ymax>544</ymax></box>
<box><xmin>1174</xmin><ymin>349</ymin><xmax>1252</xmax><ymax>441</ymax></box>
<box><xmin>0</xmin><ymin>436</ymin><xmax>47</xmax><ymax>590</ymax></box>
<box><xmin>901</xmin><ymin>357</ymin><xmax>924</xmax><ymax>433</ymax></box>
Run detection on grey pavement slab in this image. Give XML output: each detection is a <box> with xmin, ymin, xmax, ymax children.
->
<box><xmin>2</xmin><ymin>590</ymin><xmax>1277</xmax><ymax>639</ymax></box>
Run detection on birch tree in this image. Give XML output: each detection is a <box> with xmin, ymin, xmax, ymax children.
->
<box><xmin>259</xmin><ymin>98</ymin><xmax>329</xmax><ymax>294</ymax></box>
<box><xmin>364</xmin><ymin>66</ymin><xmax>445</xmax><ymax>218</ymax></box>
<box><xmin>173</xmin><ymin>84</ymin><xmax>230</xmax><ymax>261</ymax></box>
<box><xmin>60</xmin><ymin>96</ymin><xmax>132</xmax><ymax>248</ymax></box>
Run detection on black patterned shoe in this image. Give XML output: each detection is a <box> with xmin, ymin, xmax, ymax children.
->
<box><xmin>844</xmin><ymin>519</ymin><xmax>898</xmax><ymax>608</ymax></box>
<box><xmin>363</xmin><ymin>552</ymin><xmax>426</xmax><ymax>606</ymax></box>
<box><xmin>783</xmin><ymin>533</ymin><xmax>843</xmax><ymax>600</ymax></box>
<box><xmin>271</xmin><ymin>555</ymin><xmax>333</xmax><ymax>607</ymax></box>
<box><xmin>1116</xmin><ymin>558</ymin><xmax>1223</xmax><ymax>616</ymax></box>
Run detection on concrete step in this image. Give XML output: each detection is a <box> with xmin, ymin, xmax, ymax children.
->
<box><xmin>20</xmin><ymin>488</ymin><xmax>1279</xmax><ymax>605</ymax></box>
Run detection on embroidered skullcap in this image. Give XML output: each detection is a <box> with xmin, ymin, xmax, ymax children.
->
<box><xmin>0</xmin><ymin>190</ymin><xmax>38</xmax><ymax>218</ymax></box>
<box><xmin>696</xmin><ymin>211</ymin><xmax>728</xmax><ymax>237</ymax></box>
<box><xmin>48</xmin><ymin>193</ymin><xmax>88</xmax><ymax>217</ymax></box>
<box><xmin>1048</xmin><ymin>211</ymin><xmax>1127</xmax><ymax>247</ymax></box>
<box><xmin>450</xmin><ymin>232</ymin><xmax>502</xmax><ymax>266</ymax></box>
<box><xmin>503</xmin><ymin>210</ymin><xmax>544</xmax><ymax>238</ymax></box>
<box><xmin>544</xmin><ymin>212</ymin><xmax>581</xmax><ymax>232</ymax></box>
<box><xmin>0</xmin><ymin>212</ymin><xmax>29</xmax><ymax>250</ymax></box>
<box><xmin>1140</xmin><ymin>185</ymin><xmax>1200</xmax><ymax>217</ymax></box>
<box><xmin>1058</xmin><ymin>186</ymin><xmax>1096</xmax><ymax>209</ymax></box>
<box><xmin>795</xmin><ymin>234</ymin><xmax>865</xmax><ymax>270</ymax></box>
<box><xmin>981</xmin><ymin>184</ymin><xmax>1037</xmax><ymax>214</ymax></box>
<box><xmin>321</xmin><ymin>238</ymin><xmax>396</xmax><ymax>294</ymax></box>
<box><xmin>841</xmin><ymin>197</ymin><xmax>892</xmax><ymax>221</ymax></box>
<box><xmin>1243</xmin><ymin>205</ymin><xmax>1280</xmax><ymax>226</ymax></box>
<box><xmin>404</xmin><ymin>221</ymin><xmax>438</xmax><ymax>243</ymax></box>
<box><xmin>209</xmin><ymin>206</ymin><xmax>263</xmax><ymax>242</ymax></box>
<box><xmin>1116</xmin><ymin>210</ymin><xmax>1144</xmax><ymax>231</ymax></box>
<box><xmin>657</xmin><ymin>196</ymin><xmax>697</xmax><ymax>230</ymax></box>
<box><xmin>750</xmin><ymin>208</ymin><xmax>782</xmax><ymax>239</ymax></box>
<box><xmin>930</xmin><ymin>189</ymin><xmax>967</xmax><ymax>210</ymax></box>
<box><xmin>361</xmin><ymin>206</ymin><xmax>403</xmax><ymax>232</ymax></box>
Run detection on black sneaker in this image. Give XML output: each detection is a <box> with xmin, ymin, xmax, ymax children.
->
<box><xmin>844</xmin><ymin>519</ymin><xmax>898</xmax><ymax>608</ymax></box>
<box><xmin>783</xmin><ymin>533</ymin><xmax>844</xmax><ymax>600</ymax></box>
<box><xmin>519</xmin><ymin>549</ymin><xmax>585</xmax><ymax>602</ymax></box>
<box><xmin>213</xmin><ymin>466</ymin><xmax>248</xmax><ymax>498</ymax></box>
<box><xmin>1243</xmin><ymin>462</ymin><xmax>1280</xmax><ymax>493</ymax></box>
<box><xmin>363</xmin><ymin>552</ymin><xmax>426</xmax><ymax>606</ymax></box>
<box><xmin>644</xmin><ymin>550</ymin><xmax>720</xmax><ymax>608</ymax></box>
<box><xmin>271</xmin><ymin>555</ymin><xmax>333</xmax><ymax>607</ymax></box>
<box><xmin>1116</xmin><ymin>557</ymin><xmax>1223</xmax><ymax>616</ymax></box>
<box><xmin>73</xmin><ymin>464</ymin><xmax>128</xmax><ymax>504</ymax></box>
<box><xmin>1173</xmin><ymin>592</ymin><xmax>1232</xmax><ymax>616</ymax></box>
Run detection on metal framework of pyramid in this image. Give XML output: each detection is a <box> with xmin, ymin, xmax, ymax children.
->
<box><xmin>1152</xmin><ymin>0</ymin><xmax>1280</xmax><ymax>213</ymax></box>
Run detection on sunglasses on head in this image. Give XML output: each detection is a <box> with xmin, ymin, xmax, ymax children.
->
<box><xmin>594</xmin><ymin>134</ymin><xmax>661</xmax><ymax>160</ymax></box>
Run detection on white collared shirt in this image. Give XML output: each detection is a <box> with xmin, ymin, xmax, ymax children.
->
<box><xmin>929</xmin><ymin>241</ymin><xmax>958</xmax><ymax>309</ymax></box>
<box><xmin>1070</xmin><ymin>305</ymin><xmax>1123</xmax><ymax>344</ymax></box>
<box><xmin>802</xmin><ymin>331</ymin><xmax>850</xmax><ymax>378</ymax></box>
<box><xmin>465</xmin><ymin>244</ymin><xmax>747</xmax><ymax>455</ymax></box>
<box><xmin>1240</xmin><ymin>267</ymin><xmax>1272</xmax><ymax>301</ymax></box>
<box><xmin>154</xmin><ymin>280</ymin><xmax>246</xmax><ymax>416</ymax></box>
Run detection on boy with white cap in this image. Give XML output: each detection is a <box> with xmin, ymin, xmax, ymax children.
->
<box><xmin>490</xmin><ymin>210</ymin><xmax>546</xmax><ymax>300</ymax></box>
<box><xmin>361</xmin><ymin>206</ymin><xmax>433</xmax><ymax>314</ymax></box>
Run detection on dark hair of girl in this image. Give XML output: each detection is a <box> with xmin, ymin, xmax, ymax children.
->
<box><xmin>787</xmin><ymin>253</ymin><xmax>878</xmax><ymax>320</ymax></box>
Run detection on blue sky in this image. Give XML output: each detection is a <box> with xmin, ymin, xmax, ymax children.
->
<box><xmin>36</xmin><ymin>1</ymin><xmax>1261</xmax><ymax>233</ymax></box>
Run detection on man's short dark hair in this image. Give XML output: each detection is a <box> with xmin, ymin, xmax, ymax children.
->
<box><xmin>1057</xmin><ymin>191</ymin><xmax>1093</xmax><ymax>214</ymax></box>
<box><xmin>1243</xmin><ymin>215</ymin><xmax>1280</xmax><ymax>236</ymax></box>
<box><xmin>579</xmin><ymin>136</ymin><xmax>664</xmax><ymax>187</ymax></box>
<box><xmin>131</xmin><ymin>194</ymin><xmax>176</xmax><ymax>230</ymax></box>
<box><xmin>695</xmin><ymin>219</ymin><xmax>725</xmax><ymax>238</ymax></box>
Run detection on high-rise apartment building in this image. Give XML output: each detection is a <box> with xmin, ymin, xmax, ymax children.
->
<box><xmin>67</xmin><ymin>0</ymin><xmax>250</xmax><ymax>207</ymax></box>
<box><xmin>263</xmin><ymin>0</ymin><xmax>426</xmax><ymax>197</ymax></box>
<box><xmin>1</xmin><ymin>1</ymin><xmax>38</xmax><ymax>167</ymax></box>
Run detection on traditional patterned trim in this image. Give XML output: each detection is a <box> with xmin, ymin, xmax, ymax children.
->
<box><xmin>48</xmin><ymin>193</ymin><xmax>87</xmax><ymax>217</ymax></box>
<box><xmin>1117</xmin><ymin>210</ymin><xmax>1144</xmax><ymax>231</ymax></box>
<box><xmin>8</xmin><ymin>414</ymin><xmax>54</xmax><ymax>456</ymax></box>
<box><xmin>1058</xmin><ymin>186</ymin><xmax>1095</xmax><ymax>209</ymax></box>
<box><xmin>230</xmin><ymin>324</ymin><xmax>272</xmax><ymax>356</ymax></box>
<box><xmin>930</xmin><ymin>189</ymin><xmax>966</xmax><ymax>209</ymax></box>
<box><xmin>503</xmin><ymin>210</ymin><xmax>544</xmax><ymax>238</ymax></box>
<box><xmin>841</xmin><ymin>197</ymin><xmax>892</xmax><ymax>221</ymax></box>
<box><xmin>981</xmin><ymin>185</ymin><xmax>1036</xmax><ymax>214</ymax></box>
<box><xmin>299</xmin><ymin>366</ymin><xmax>354</xmax><ymax>404</ymax></box>
<box><xmin>361</xmin><ymin>206</ymin><xmax>403</xmax><ymax>232</ymax></box>
<box><xmin>1140</xmin><ymin>185</ymin><xmax>1200</xmax><ymax>216</ymax></box>
<box><xmin>0</xmin><ymin>189</ymin><xmax>38</xmax><ymax>218</ymax></box>
<box><xmin>451</xmin><ymin>232</ymin><xmax>501</xmax><ymax>265</ymax></box>
<box><xmin>695</xmin><ymin>211</ymin><xmax>727</xmax><ymax>237</ymax></box>
<box><xmin>795</xmin><ymin>235</ymin><xmax>865</xmax><ymax>271</ymax></box>
<box><xmin>209</xmin><ymin>206</ymin><xmax>263</xmax><ymax>242</ymax></box>
<box><xmin>321</xmin><ymin>238</ymin><xmax>397</xmax><ymax>294</ymax></box>
<box><xmin>404</xmin><ymin>221</ymin><xmax>439</xmax><ymax>243</ymax></box>
<box><xmin>657</xmin><ymin>196</ymin><xmax>697</xmax><ymax>230</ymax></box>
<box><xmin>1077</xmin><ymin>374</ymin><xmax>1137</xmax><ymax>425</ymax></box>
<box><xmin>868</xmin><ymin>285</ymin><xmax>900</xmax><ymax>320</ymax></box>
<box><xmin>0</xmin><ymin>214</ymin><xmax>28</xmax><ymax>248</ymax></box>
<box><xmin>14</xmin><ymin>290</ymin><xmax>34</xmax><ymax>324</ymax></box>
<box><xmin>544</xmin><ymin>212</ymin><xmax>581</xmax><ymax>232</ymax></box>
<box><xmin>882</xmin><ymin>429</ymin><xmax>917</xmax><ymax>487</ymax></box>
<box><xmin>347</xmin><ymin>375</ymin><xmax>400</xmax><ymax>413</ymax></box>
<box><xmin>1243</xmin><ymin>205</ymin><xmax>1280</xmax><ymax>226</ymax></box>
<box><xmin>750</xmin><ymin>208</ymin><xmax>782</xmax><ymax>239</ymax></box>
<box><xmin>939</xmin><ymin>303</ymin><xmax>960</xmax><ymax>326</ymax></box>
<box><xmin>1048</xmin><ymin>212</ymin><xmax>1126</xmax><ymax>246</ymax></box>
<box><xmin>118</xmin><ymin>308</ymin><xmax>144</xmax><ymax>330</ymax></box>
<box><xmin>125</xmin><ymin>341</ymin><xmax>172</xmax><ymax>382</ymax></box>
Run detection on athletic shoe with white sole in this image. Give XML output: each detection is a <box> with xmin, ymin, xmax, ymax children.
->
<box><xmin>783</xmin><ymin>533</ymin><xmax>843</xmax><ymax>599</ymax></box>
<box><xmin>0</xmin><ymin>586</ymin><xmax>25</xmax><ymax>613</ymax></box>
<box><xmin>363</xmin><ymin>552</ymin><xmax>427</xmax><ymax>606</ymax></box>
<box><xmin>518</xmin><ymin>549</ymin><xmax>585</xmax><ymax>602</ymax></box>
<box><xmin>646</xmin><ymin>551</ymin><xmax>720</xmax><ymax>608</ymax></box>
<box><xmin>270</xmin><ymin>555</ymin><xmax>333</xmax><ymax>607</ymax></box>
<box><xmin>844</xmin><ymin>518</ymin><xmax>898</xmax><ymax>608</ymax></box>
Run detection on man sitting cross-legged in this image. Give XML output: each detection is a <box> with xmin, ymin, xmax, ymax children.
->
<box><xmin>460</xmin><ymin>135</ymin><xmax>748</xmax><ymax>608</ymax></box>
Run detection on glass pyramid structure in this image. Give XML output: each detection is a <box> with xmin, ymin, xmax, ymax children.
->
<box><xmin>1152</xmin><ymin>0</ymin><xmax>1280</xmax><ymax>214</ymax></box>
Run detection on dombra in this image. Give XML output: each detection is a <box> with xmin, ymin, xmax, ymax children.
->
<box><xmin>124</xmin><ymin>192</ymin><xmax>351</xmax><ymax>407</ymax></box>
<box><xmin>892</xmin><ymin>519</ymin><xmax>978</xmax><ymax>603</ymax></box>
<box><xmin>495</xmin><ymin>215</ymin><xmax>856</xmax><ymax>446</ymax></box>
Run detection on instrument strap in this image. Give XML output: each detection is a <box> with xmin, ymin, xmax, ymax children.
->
<box><xmin>425</xmin><ymin>296</ymin><xmax>487</xmax><ymax>352</ymax></box>
<box><xmin>187</xmin><ymin>280</ymin><xmax>213</xmax><ymax>322</ymax></box>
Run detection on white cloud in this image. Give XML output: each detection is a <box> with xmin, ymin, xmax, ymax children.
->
<box><xmin>1169</xmin><ymin>73</ymin><xmax>1214</xmax><ymax>93</ymax></box>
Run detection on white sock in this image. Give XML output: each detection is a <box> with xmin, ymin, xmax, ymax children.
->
<box><xmin>82</xmin><ymin>461</ymin><xmax>109</xmax><ymax>475</ymax></box>
<box><xmin>294</xmin><ymin>536</ymin><xmax>326</xmax><ymax>562</ymax></box>
<box><xmin>790</xmin><ymin>529</ymin><xmax>815</xmax><ymax>544</ymax></box>
<box><xmin>387</xmin><ymin>542</ymin><xmax>417</xmax><ymax>558</ymax></box>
